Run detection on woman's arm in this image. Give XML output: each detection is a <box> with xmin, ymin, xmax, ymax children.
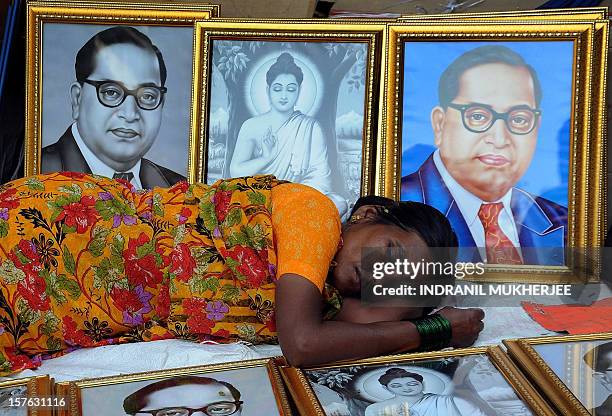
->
<box><xmin>276</xmin><ymin>274</ymin><xmax>422</xmax><ymax>367</ymax></box>
<box><xmin>229</xmin><ymin>122</ymin><xmax>276</xmax><ymax>176</ymax></box>
<box><xmin>276</xmin><ymin>274</ymin><xmax>485</xmax><ymax>367</ymax></box>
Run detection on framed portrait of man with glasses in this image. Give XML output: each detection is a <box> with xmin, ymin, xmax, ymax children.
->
<box><xmin>54</xmin><ymin>358</ymin><xmax>292</xmax><ymax>415</ymax></box>
<box><xmin>380</xmin><ymin>20</ymin><xmax>607</xmax><ymax>280</ymax></box>
<box><xmin>25</xmin><ymin>1</ymin><xmax>219</xmax><ymax>188</ymax></box>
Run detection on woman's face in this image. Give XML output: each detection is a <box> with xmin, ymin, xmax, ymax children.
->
<box><xmin>384</xmin><ymin>376</ymin><xmax>424</xmax><ymax>397</ymax></box>
<box><xmin>331</xmin><ymin>222</ymin><xmax>431</xmax><ymax>297</ymax></box>
<box><xmin>268</xmin><ymin>73</ymin><xmax>300</xmax><ymax>113</ymax></box>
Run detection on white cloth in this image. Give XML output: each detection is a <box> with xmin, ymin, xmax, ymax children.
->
<box><xmin>257</xmin><ymin>111</ymin><xmax>332</xmax><ymax>194</ymax></box>
<box><xmin>0</xmin><ymin>306</ymin><xmax>554</xmax><ymax>383</ymax></box>
<box><xmin>1</xmin><ymin>340</ymin><xmax>282</xmax><ymax>383</ymax></box>
<box><xmin>433</xmin><ymin>150</ymin><xmax>520</xmax><ymax>251</ymax></box>
<box><xmin>72</xmin><ymin>123</ymin><xmax>143</xmax><ymax>189</ymax></box>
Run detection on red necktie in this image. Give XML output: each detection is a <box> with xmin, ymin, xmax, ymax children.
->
<box><xmin>477</xmin><ymin>203</ymin><xmax>523</xmax><ymax>265</ymax></box>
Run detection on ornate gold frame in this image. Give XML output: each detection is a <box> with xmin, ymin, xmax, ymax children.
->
<box><xmin>398</xmin><ymin>6</ymin><xmax>607</xmax><ymax>21</ymax></box>
<box><xmin>192</xmin><ymin>19</ymin><xmax>387</xmax><ymax>196</ymax></box>
<box><xmin>380</xmin><ymin>20</ymin><xmax>604</xmax><ymax>283</ymax></box>
<box><xmin>24</xmin><ymin>0</ymin><xmax>218</xmax><ymax>184</ymax></box>
<box><xmin>504</xmin><ymin>332</ymin><xmax>612</xmax><ymax>416</ymax></box>
<box><xmin>54</xmin><ymin>357</ymin><xmax>293</xmax><ymax>415</ymax></box>
<box><xmin>0</xmin><ymin>375</ymin><xmax>53</xmax><ymax>416</ymax></box>
<box><xmin>280</xmin><ymin>346</ymin><xmax>556</xmax><ymax>415</ymax></box>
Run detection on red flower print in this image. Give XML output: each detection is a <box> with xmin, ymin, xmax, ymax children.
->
<box><xmin>212</xmin><ymin>329</ymin><xmax>230</xmax><ymax>340</ymax></box>
<box><xmin>177</xmin><ymin>207</ymin><xmax>192</xmax><ymax>225</ymax></box>
<box><xmin>111</xmin><ymin>286</ymin><xmax>152</xmax><ymax>326</ymax></box>
<box><xmin>62</xmin><ymin>316</ymin><xmax>94</xmax><ymax>347</ymax></box>
<box><xmin>265</xmin><ymin>310</ymin><xmax>277</xmax><ymax>333</ymax></box>
<box><xmin>213</xmin><ymin>189</ymin><xmax>232</xmax><ymax>222</ymax></box>
<box><xmin>5</xmin><ymin>349</ymin><xmax>37</xmax><ymax>371</ymax></box>
<box><xmin>170</xmin><ymin>181</ymin><xmax>189</xmax><ymax>194</ymax></box>
<box><xmin>186</xmin><ymin>313</ymin><xmax>215</xmax><ymax>335</ymax></box>
<box><xmin>59</xmin><ymin>171</ymin><xmax>87</xmax><ymax>180</ymax></box>
<box><xmin>55</xmin><ymin>195</ymin><xmax>98</xmax><ymax>233</ymax></box>
<box><xmin>123</xmin><ymin>233</ymin><xmax>166</xmax><ymax>288</ymax></box>
<box><xmin>17</xmin><ymin>271</ymin><xmax>50</xmax><ymax>311</ymax></box>
<box><xmin>169</xmin><ymin>243</ymin><xmax>196</xmax><ymax>282</ymax></box>
<box><xmin>0</xmin><ymin>187</ymin><xmax>19</xmax><ymax>211</ymax></box>
<box><xmin>182</xmin><ymin>297</ymin><xmax>207</xmax><ymax>316</ymax></box>
<box><xmin>111</xmin><ymin>287</ymin><xmax>143</xmax><ymax>314</ymax></box>
<box><xmin>156</xmin><ymin>284</ymin><xmax>170</xmax><ymax>319</ymax></box>
<box><xmin>225</xmin><ymin>246</ymin><xmax>268</xmax><ymax>288</ymax></box>
<box><xmin>12</xmin><ymin>240</ymin><xmax>41</xmax><ymax>266</ymax></box>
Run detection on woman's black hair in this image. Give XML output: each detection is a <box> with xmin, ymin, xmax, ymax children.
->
<box><xmin>266</xmin><ymin>52</ymin><xmax>304</xmax><ymax>86</ymax></box>
<box><xmin>350</xmin><ymin>196</ymin><xmax>458</xmax><ymax>249</ymax></box>
<box><xmin>378</xmin><ymin>368</ymin><xmax>424</xmax><ymax>386</ymax></box>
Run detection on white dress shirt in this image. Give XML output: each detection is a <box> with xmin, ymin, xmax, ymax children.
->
<box><xmin>71</xmin><ymin>123</ymin><xmax>143</xmax><ymax>189</ymax></box>
<box><xmin>433</xmin><ymin>150</ymin><xmax>521</xmax><ymax>252</ymax></box>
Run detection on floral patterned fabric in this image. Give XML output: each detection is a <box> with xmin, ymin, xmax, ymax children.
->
<box><xmin>154</xmin><ymin>176</ymin><xmax>280</xmax><ymax>344</ymax></box>
<box><xmin>0</xmin><ymin>173</ymin><xmax>283</xmax><ymax>375</ymax></box>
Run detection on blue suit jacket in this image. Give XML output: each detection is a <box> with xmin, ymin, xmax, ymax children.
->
<box><xmin>401</xmin><ymin>155</ymin><xmax>568</xmax><ymax>265</ymax></box>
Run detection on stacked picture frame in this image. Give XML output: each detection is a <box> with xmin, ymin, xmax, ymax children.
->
<box><xmin>22</xmin><ymin>4</ymin><xmax>609</xmax><ymax>283</ymax></box>
<box><xmin>3</xmin><ymin>333</ymin><xmax>608</xmax><ymax>415</ymax></box>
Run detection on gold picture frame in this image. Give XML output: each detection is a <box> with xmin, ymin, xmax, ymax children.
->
<box><xmin>379</xmin><ymin>19</ymin><xmax>604</xmax><ymax>283</ymax></box>
<box><xmin>54</xmin><ymin>357</ymin><xmax>293</xmax><ymax>415</ymax></box>
<box><xmin>505</xmin><ymin>332</ymin><xmax>612</xmax><ymax>416</ymax></box>
<box><xmin>192</xmin><ymin>19</ymin><xmax>387</xmax><ymax>213</ymax></box>
<box><xmin>280</xmin><ymin>346</ymin><xmax>556</xmax><ymax>415</ymax></box>
<box><xmin>0</xmin><ymin>375</ymin><xmax>53</xmax><ymax>416</ymax></box>
<box><xmin>25</xmin><ymin>0</ymin><xmax>218</xmax><ymax>186</ymax></box>
<box><xmin>398</xmin><ymin>6</ymin><xmax>607</xmax><ymax>21</ymax></box>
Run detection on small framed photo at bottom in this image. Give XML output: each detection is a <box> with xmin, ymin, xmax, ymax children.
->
<box><xmin>281</xmin><ymin>346</ymin><xmax>556</xmax><ymax>415</ymax></box>
<box><xmin>0</xmin><ymin>375</ymin><xmax>53</xmax><ymax>416</ymax></box>
<box><xmin>505</xmin><ymin>332</ymin><xmax>612</xmax><ymax>416</ymax></box>
<box><xmin>55</xmin><ymin>358</ymin><xmax>292</xmax><ymax>415</ymax></box>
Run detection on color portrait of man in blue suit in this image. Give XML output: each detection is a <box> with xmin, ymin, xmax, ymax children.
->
<box><xmin>401</xmin><ymin>45</ymin><xmax>567</xmax><ymax>265</ymax></box>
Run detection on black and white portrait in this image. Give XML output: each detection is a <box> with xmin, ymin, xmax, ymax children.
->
<box><xmin>40</xmin><ymin>24</ymin><xmax>193</xmax><ymax>189</ymax></box>
<box><xmin>207</xmin><ymin>39</ymin><xmax>368</xmax><ymax>219</ymax></box>
<box><xmin>0</xmin><ymin>384</ymin><xmax>27</xmax><ymax>416</ymax></box>
<box><xmin>534</xmin><ymin>338</ymin><xmax>612</xmax><ymax>414</ymax></box>
<box><xmin>305</xmin><ymin>354</ymin><xmax>534</xmax><ymax>416</ymax></box>
<box><xmin>77</xmin><ymin>366</ymin><xmax>282</xmax><ymax>415</ymax></box>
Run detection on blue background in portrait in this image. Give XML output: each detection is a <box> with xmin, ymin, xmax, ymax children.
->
<box><xmin>401</xmin><ymin>41</ymin><xmax>573</xmax><ymax>207</ymax></box>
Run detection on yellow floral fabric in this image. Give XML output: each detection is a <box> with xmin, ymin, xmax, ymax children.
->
<box><xmin>156</xmin><ymin>176</ymin><xmax>279</xmax><ymax>344</ymax></box>
<box><xmin>0</xmin><ymin>172</ymin><xmax>173</xmax><ymax>375</ymax></box>
<box><xmin>0</xmin><ymin>173</ymin><xmax>342</xmax><ymax>375</ymax></box>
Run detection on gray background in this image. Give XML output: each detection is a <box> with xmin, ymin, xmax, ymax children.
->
<box><xmin>41</xmin><ymin>23</ymin><xmax>193</xmax><ymax>177</ymax></box>
<box><xmin>79</xmin><ymin>366</ymin><xmax>281</xmax><ymax>415</ymax></box>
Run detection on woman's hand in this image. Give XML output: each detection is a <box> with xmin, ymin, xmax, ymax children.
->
<box><xmin>436</xmin><ymin>306</ymin><xmax>485</xmax><ymax>348</ymax></box>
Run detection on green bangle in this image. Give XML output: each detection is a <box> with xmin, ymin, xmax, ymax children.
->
<box><xmin>411</xmin><ymin>314</ymin><xmax>452</xmax><ymax>351</ymax></box>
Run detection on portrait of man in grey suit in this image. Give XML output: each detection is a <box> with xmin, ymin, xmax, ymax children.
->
<box><xmin>41</xmin><ymin>26</ymin><xmax>188</xmax><ymax>188</ymax></box>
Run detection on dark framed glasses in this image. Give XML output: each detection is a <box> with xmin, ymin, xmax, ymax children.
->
<box><xmin>448</xmin><ymin>102</ymin><xmax>541</xmax><ymax>135</ymax></box>
<box><xmin>83</xmin><ymin>79</ymin><xmax>167</xmax><ymax>110</ymax></box>
<box><xmin>133</xmin><ymin>400</ymin><xmax>243</xmax><ymax>416</ymax></box>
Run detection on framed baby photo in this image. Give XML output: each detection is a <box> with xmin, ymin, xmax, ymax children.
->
<box><xmin>0</xmin><ymin>375</ymin><xmax>53</xmax><ymax>416</ymax></box>
<box><xmin>281</xmin><ymin>346</ymin><xmax>556</xmax><ymax>416</ymax></box>
<box><xmin>25</xmin><ymin>0</ymin><xmax>218</xmax><ymax>189</ymax></box>
<box><xmin>193</xmin><ymin>20</ymin><xmax>387</xmax><ymax>220</ymax></box>
<box><xmin>379</xmin><ymin>20</ymin><xmax>606</xmax><ymax>282</ymax></box>
<box><xmin>505</xmin><ymin>332</ymin><xmax>612</xmax><ymax>416</ymax></box>
<box><xmin>54</xmin><ymin>357</ymin><xmax>293</xmax><ymax>415</ymax></box>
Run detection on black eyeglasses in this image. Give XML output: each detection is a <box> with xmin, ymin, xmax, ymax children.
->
<box><xmin>448</xmin><ymin>102</ymin><xmax>541</xmax><ymax>135</ymax></box>
<box><xmin>83</xmin><ymin>79</ymin><xmax>167</xmax><ymax>110</ymax></box>
<box><xmin>133</xmin><ymin>400</ymin><xmax>243</xmax><ymax>416</ymax></box>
